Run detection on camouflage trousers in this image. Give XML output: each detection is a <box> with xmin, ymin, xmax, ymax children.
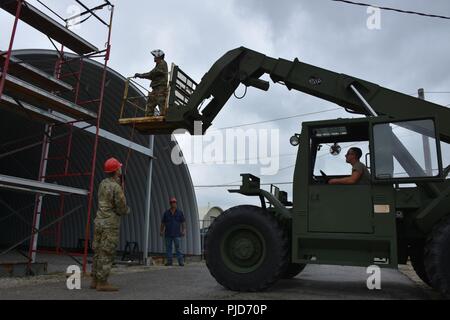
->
<box><xmin>92</xmin><ymin>222</ymin><xmax>119</xmax><ymax>282</ymax></box>
<box><xmin>146</xmin><ymin>86</ymin><xmax>168</xmax><ymax>116</ymax></box>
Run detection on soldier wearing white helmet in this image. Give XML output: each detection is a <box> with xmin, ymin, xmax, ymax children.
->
<box><xmin>134</xmin><ymin>49</ymin><xmax>169</xmax><ymax>117</ymax></box>
<box><xmin>151</xmin><ymin>49</ymin><xmax>165</xmax><ymax>59</ymax></box>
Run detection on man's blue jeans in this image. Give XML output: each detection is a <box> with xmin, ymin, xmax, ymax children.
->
<box><xmin>165</xmin><ymin>236</ymin><xmax>184</xmax><ymax>265</ymax></box>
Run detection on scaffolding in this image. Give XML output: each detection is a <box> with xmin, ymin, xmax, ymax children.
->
<box><xmin>0</xmin><ymin>0</ymin><xmax>114</xmax><ymax>274</ymax></box>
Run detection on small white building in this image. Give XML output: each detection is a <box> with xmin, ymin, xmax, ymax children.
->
<box><xmin>199</xmin><ymin>205</ymin><xmax>224</xmax><ymax>229</ymax></box>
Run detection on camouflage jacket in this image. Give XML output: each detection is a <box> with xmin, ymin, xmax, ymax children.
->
<box><xmin>139</xmin><ymin>60</ymin><xmax>168</xmax><ymax>89</ymax></box>
<box><xmin>95</xmin><ymin>177</ymin><xmax>130</xmax><ymax>228</ymax></box>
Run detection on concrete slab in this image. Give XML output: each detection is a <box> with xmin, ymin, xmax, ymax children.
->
<box><xmin>0</xmin><ymin>262</ymin><xmax>47</xmax><ymax>277</ymax></box>
<box><xmin>0</xmin><ymin>263</ymin><xmax>445</xmax><ymax>300</ymax></box>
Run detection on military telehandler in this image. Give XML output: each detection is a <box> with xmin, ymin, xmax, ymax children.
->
<box><xmin>120</xmin><ymin>47</ymin><xmax>450</xmax><ymax>295</ymax></box>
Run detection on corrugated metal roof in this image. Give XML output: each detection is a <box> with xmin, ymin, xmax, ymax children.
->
<box><xmin>0</xmin><ymin>49</ymin><xmax>201</xmax><ymax>256</ymax></box>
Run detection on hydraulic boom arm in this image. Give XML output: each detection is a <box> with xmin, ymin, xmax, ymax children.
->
<box><xmin>171</xmin><ymin>47</ymin><xmax>450</xmax><ymax>142</ymax></box>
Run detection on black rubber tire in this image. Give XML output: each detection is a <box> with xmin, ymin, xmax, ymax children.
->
<box><xmin>408</xmin><ymin>241</ymin><xmax>432</xmax><ymax>287</ymax></box>
<box><xmin>424</xmin><ymin>215</ymin><xmax>450</xmax><ymax>296</ymax></box>
<box><xmin>282</xmin><ymin>263</ymin><xmax>306</xmax><ymax>279</ymax></box>
<box><xmin>205</xmin><ymin>205</ymin><xmax>289</xmax><ymax>292</ymax></box>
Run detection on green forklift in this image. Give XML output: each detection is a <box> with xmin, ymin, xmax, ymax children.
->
<box><xmin>120</xmin><ymin>47</ymin><xmax>450</xmax><ymax>295</ymax></box>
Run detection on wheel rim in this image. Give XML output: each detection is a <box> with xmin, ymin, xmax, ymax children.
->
<box><xmin>220</xmin><ymin>224</ymin><xmax>266</xmax><ymax>274</ymax></box>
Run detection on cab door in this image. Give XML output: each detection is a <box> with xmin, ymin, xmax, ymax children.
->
<box><xmin>308</xmin><ymin>185</ymin><xmax>373</xmax><ymax>233</ymax></box>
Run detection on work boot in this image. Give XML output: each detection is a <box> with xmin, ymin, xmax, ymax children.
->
<box><xmin>96</xmin><ymin>281</ymin><xmax>119</xmax><ymax>292</ymax></box>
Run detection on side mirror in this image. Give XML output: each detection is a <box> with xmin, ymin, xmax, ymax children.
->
<box><xmin>365</xmin><ymin>153</ymin><xmax>371</xmax><ymax>169</ymax></box>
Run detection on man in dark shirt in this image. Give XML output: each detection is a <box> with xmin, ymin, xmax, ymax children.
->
<box><xmin>160</xmin><ymin>197</ymin><xmax>186</xmax><ymax>266</ymax></box>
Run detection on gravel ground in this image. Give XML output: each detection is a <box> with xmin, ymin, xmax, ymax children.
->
<box><xmin>0</xmin><ymin>261</ymin><xmax>446</xmax><ymax>300</ymax></box>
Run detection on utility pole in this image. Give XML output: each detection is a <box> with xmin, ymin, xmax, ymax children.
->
<box><xmin>419</xmin><ymin>89</ymin><xmax>433</xmax><ymax>176</ymax></box>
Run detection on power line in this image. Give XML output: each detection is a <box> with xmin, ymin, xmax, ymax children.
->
<box><xmin>183</xmin><ymin>110</ymin><xmax>342</xmax><ymax>167</ymax></box>
<box><xmin>330</xmin><ymin>0</ymin><xmax>450</xmax><ymax>20</ymax></box>
<box><xmin>194</xmin><ymin>162</ymin><xmax>298</xmax><ymax>189</ymax></box>
<box><xmin>192</xmin><ymin>141</ymin><xmax>369</xmax><ymax>188</ymax></box>
<box><xmin>210</xmin><ymin>108</ymin><xmax>342</xmax><ymax>132</ymax></box>
<box><xmin>194</xmin><ymin>182</ymin><xmax>293</xmax><ymax>189</ymax></box>
<box><xmin>192</xmin><ymin>123</ymin><xmax>431</xmax><ymax>189</ymax></box>
<box><xmin>191</xmin><ymin>103</ymin><xmax>442</xmax><ymax>189</ymax></box>
<box><xmin>187</xmin><ymin>153</ymin><xmax>297</xmax><ymax>167</ymax></box>
<box><xmin>278</xmin><ymin>164</ymin><xmax>296</xmax><ymax>172</ymax></box>
<box><xmin>409</xmin><ymin>91</ymin><xmax>450</xmax><ymax>96</ymax></box>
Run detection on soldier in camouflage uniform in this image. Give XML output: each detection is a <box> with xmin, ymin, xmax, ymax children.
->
<box><xmin>135</xmin><ymin>49</ymin><xmax>169</xmax><ymax>117</ymax></box>
<box><xmin>90</xmin><ymin>157</ymin><xmax>130</xmax><ymax>292</ymax></box>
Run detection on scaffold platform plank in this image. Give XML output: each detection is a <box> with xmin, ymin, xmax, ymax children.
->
<box><xmin>119</xmin><ymin>116</ymin><xmax>185</xmax><ymax>135</ymax></box>
<box><xmin>2</xmin><ymin>74</ymin><xmax>97</xmax><ymax>119</ymax></box>
<box><xmin>0</xmin><ymin>94</ymin><xmax>67</xmax><ymax>124</ymax></box>
<box><xmin>0</xmin><ymin>174</ymin><xmax>89</xmax><ymax>196</ymax></box>
<box><xmin>0</xmin><ymin>0</ymin><xmax>99</xmax><ymax>55</ymax></box>
<box><xmin>0</xmin><ymin>53</ymin><xmax>73</xmax><ymax>92</ymax></box>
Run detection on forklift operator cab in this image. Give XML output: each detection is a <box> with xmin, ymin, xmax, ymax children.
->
<box><xmin>309</xmin><ymin>117</ymin><xmax>443</xmax><ymax>185</ymax></box>
<box><xmin>308</xmin><ymin>119</ymin><xmax>375</xmax><ymax>235</ymax></box>
<box><xmin>293</xmin><ymin>117</ymin><xmax>444</xmax><ymax>267</ymax></box>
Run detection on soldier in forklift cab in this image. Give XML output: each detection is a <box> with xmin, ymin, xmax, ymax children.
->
<box><xmin>328</xmin><ymin>147</ymin><xmax>371</xmax><ymax>185</ymax></box>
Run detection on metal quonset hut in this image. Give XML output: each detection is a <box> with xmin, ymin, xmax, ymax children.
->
<box><xmin>0</xmin><ymin>49</ymin><xmax>201</xmax><ymax>259</ymax></box>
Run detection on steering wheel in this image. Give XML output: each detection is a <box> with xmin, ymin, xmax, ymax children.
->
<box><xmin>320</xmin><ymin>170</ymin><xmax>330</xmax><ymax>184</ymax></box>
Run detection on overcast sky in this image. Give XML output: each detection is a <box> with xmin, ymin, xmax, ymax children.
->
<box><xmin>1</xmin><ymin>0</ymin><xmax>449</xmax><ymax>216</ymax></box>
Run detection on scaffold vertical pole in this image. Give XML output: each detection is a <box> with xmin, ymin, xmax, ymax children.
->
<box><xmin>0</xmin><ymin>0</ymin><xmax>23</xmax><ymax>99</ymax></box>
<box><xmin>54</xmin><ymin>45</ymin><xmax>85</xmax><ymax>255</ymax></box>
<box><xmin>28</xmin><ymin>125</ymin><xmax>52</xmax><ymax>264</ymax></box>
<box><xmin>82</xmin><ymin>4</ymin><xmax>115</xmax><ymax>274</ymax></box>
<box><xmin>53</xmin><ymin>38</ymin><xmax>67</xmax><ymax>255</ymax></box>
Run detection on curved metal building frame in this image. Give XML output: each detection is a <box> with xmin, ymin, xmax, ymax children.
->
<box><xmin>0</xmin><ymin>49</ymin><xmax>201</xmax><ymax>258</ymax></box>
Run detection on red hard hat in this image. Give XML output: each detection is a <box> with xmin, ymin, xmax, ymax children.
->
<box><xmin>170</xmin><ymin>197</ymin><xmax>177</xmax><ymax>203</ymax></box>
<box><xmin>104</xmin><ymin>158</ymin><xmax>122</xmax><ymax>173</ymax></box>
